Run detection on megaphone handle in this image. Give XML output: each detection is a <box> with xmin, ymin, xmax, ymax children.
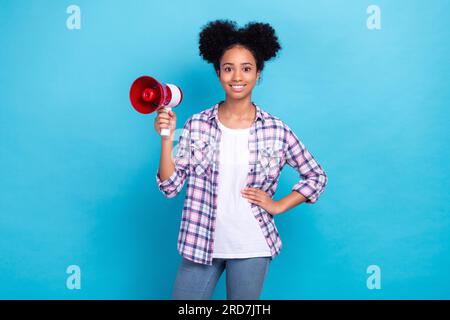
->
<box><xmin>160</xmin><ymin>107</ymin><xmax>172</xmax><ymax>137</ymax></box>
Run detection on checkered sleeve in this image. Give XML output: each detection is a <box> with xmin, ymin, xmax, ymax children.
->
<box><xmin>156</xmin><ymin>118</ymin><xmax>192</xmax><ymax>198</ymax></box>
<box><xmin>285</xmin><ymin>127</ymin><xmax>328</xmax><ymax>204</ymax></box>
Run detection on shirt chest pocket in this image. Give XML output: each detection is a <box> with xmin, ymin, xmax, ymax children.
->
<box><xmin>190</xmin><ymin>139</ymin><xmax>214</xmax><ymax>176</ymax></box>
<box><xmin>258</xmin><ymin>142</ymin><xmax>285</xmax><ymax>180</ymax></box>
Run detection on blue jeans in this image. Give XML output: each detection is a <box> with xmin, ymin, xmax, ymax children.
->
<box><xmin>172</xmin><ymin>256</ymin><xmax>271</xmax><ymax>300</ymax></box>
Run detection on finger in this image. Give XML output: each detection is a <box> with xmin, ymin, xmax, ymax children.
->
<box><xmin>242</xmin><ymin>193</ymin><xmax>261</xmax><ymax>201</ymax></box>
<box><xmin>246</xmin><ymin>197</ymin><xmax>261</xmax><ymax>204</ymax></box>
<box><xmin>241</xmin><ymin>190</ymin><xmax>254</xmax><ymax>197</ymax></box>
<box><xmin>160</xmin><ymin>118</ymin><xmax>174</xmax><ymax>122</ymax></box>
<box><xmin>165</xmin><ymin>111</ymin><xmax>175</xmax><ymax>119</ymax></box>
<box><xmin>158</xmin><ymin>109</ymin><xmax>172</xmax><ymax>119</ymax></box>
<box><xmin>158</xmin><ymin>113</ymin><xmax>170</xmax><ymax>120</ymax></box>
<box><xmin>243</xmin><ymin>192</ymin><xmax>268</xmax><ymax>204</ymax></box>
<box><xmin>157</xmin><ymin>118</ymin><xmax>171</xmax><ymax>125</ymax></box>
<box><xmin>160</xmin><ymin>108</ymin><xmax>173</xmax><ymax>116</ymax></box>
<box><xmin>241</xmin><ymin>189</ymin><xmax>260</xmax><ymax>196</ymax></box>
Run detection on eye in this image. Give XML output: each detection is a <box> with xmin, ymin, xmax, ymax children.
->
<box><xmin>243</xmin><ymin>67</ymin><xmax>251</xmax><ymax>72</ymax></box>
<box><xmin>224</xmin><ymin>67</ymin><xmax>232</xmax><ymax>72</ymax></box>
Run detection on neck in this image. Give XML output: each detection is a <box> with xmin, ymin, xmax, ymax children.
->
<box><xmin>220</xmin><ymin>95</ymin><xmax>255</xmax><ymax>120</ymax></box>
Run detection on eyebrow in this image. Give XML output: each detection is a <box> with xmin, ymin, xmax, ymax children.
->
<box><xmin>222</xmin><ymin>62</ymin><xmax>253</xmax><ymax>66</ymax></box>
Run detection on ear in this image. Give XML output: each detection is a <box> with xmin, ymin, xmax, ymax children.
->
<box><xmin>216</xmin><ymin>69</ymin><xmax>220</xmax><ymax>77</ymax></box>
<box><xmin>256</xmin><ymin>70</ymin><xmax>261</xmax><ymax>82</ymax></box>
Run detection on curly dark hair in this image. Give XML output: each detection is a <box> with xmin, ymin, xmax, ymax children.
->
<box><xmin>198</xmin><ymin>19</ymin><xmax>281</xmax><ymax>73</ymax></box>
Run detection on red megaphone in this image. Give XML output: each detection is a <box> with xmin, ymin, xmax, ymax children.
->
<box><xmin>129</xmin><ymin>75</ymin><xmax>183</xmax><ymax>136</ymax></box>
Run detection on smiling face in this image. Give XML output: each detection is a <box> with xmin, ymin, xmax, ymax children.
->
<box><xmin>216</xmin><ymin>45</ymin><xmax>261</xmax><ymax>101</ymax></box>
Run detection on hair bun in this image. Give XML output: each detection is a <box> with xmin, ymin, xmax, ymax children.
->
<box><xmin>199</xmin><ymin>20</ymin><xmax>238</xmax><ymax>64</ymax></box>
<box><xmin>240</xmin><ymin>22</ymin><xmax>281</xmax><ymax>61</ymax></box>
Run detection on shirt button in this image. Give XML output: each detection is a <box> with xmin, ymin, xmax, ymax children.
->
<box><xmin>258</xmin><ymin>219</ymin><xmax>262</xmax><ymax>222</ymax></box>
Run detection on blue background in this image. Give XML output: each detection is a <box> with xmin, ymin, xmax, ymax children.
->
<box><xmin>0</xmin><ymin>0</ymin><xmax>449</xmax><ymax>299</ymax></box>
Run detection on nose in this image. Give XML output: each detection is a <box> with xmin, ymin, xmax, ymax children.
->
<box><xmin>232</xmin><ymin>69</ymin><xmax>242</xmax><ymax>82</ymax></box>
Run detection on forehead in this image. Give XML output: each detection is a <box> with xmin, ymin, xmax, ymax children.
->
<box><xmin>220</xmin><ymin>45</ymin><xmax>256</xmax><ymax>64</ymax></box>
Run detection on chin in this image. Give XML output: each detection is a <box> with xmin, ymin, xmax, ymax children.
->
<box><xmin>227</xmin><ymin>92</ymin><xmax>250</xmax><ymax>100</ymax></box>
<box><xmin>227</xmin><ymin>88</ymin><xmax>249</xmax><ymax>96</ymax></box>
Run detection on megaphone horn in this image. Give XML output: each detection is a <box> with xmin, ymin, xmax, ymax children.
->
<box><xmin>129</xmin><ymin>75</ymin><xmax>183</xmax><ymax>136</ymax></box>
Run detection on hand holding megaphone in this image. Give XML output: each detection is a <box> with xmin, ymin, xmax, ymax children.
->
<box><xmin>154</xmin><ymin>107</ymin><xmax>176</xmax><ymax>140</ymax></box>
<box><xmin>129</xmin><ymin>75</ymin><xmax>183</xmax><ymax>137</ymax></box>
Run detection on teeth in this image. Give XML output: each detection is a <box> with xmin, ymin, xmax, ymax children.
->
<box><xmin>231</xmin><ymin>85</ymin><xmax>244</xmax><ymax>89</ymax></box>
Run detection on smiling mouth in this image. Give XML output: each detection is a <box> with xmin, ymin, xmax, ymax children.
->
<box><xmin>229</xmin><ymin>84</ymin><xmax>246</xmax><ymax>91</ymax></box>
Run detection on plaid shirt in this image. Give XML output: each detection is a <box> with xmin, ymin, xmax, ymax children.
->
<box><xmin>156</xmin><ymin>102</ymin><xmax>328</xmax><ymax>265</ymax></box>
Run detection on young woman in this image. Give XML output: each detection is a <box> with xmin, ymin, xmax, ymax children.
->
<box><xmin>154</xmin><ymin>20</ymin><xmax>328</xmax><ymax>300</ymax></box>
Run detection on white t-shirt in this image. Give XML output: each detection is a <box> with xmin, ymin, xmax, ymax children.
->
<box><xmin>212</xmin><ymin>119</ymin><xmax>272</xmax><ymax>259</ymax></box>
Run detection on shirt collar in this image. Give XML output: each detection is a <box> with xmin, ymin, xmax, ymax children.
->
<box><xmin>207</xmin><ymin>101</ymin><xmax>266</xmax><ymax>124</ymax></box>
